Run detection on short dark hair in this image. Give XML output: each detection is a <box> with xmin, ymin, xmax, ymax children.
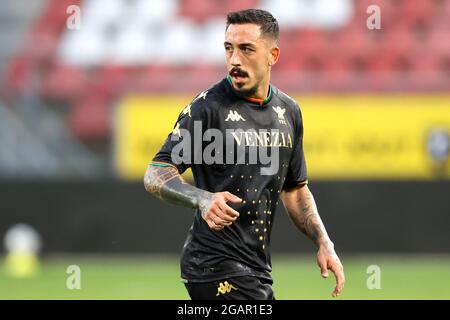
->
<box><xmin>226</xmin><ymin>9</ymin><xmax>279</xmax><ymax>41</ymax></box>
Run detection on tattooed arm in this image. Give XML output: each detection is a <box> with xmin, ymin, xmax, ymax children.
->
<box><xmin>281</xmin><ymin>184</ymin><xmax>345</xmax><ymax>297</ymax></box>
<box><xmin>144</xmin><ymin>163</ymin><xmax>241</xmax><ymax>231</ymax></box>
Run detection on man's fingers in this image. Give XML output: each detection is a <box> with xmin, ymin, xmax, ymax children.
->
<box><xmin>216</xmin><ymin>201</ymin><xmax>240</xmax><ymax>220</ymax></box>
<box><xmin>333</xmin><ymin>264</ymin><xmax>345</xmax><ymax>288</ymax></box>
<box><xmin>210</xmin><ymin>208</ymin><xmax>231</xmax><ymax>225</ymax></box>
<box><xmin>205</xmin><ymin>207</ymin><xmax>233</xmax><ymax>228</ymax></box>
<box><xmin>202</xmin><ymin>208</ymin><xmax>225</xmax><ymax>230</ymax></box>
<box><xmin>222</xmin><ymin>192</ymin><xmax>242</xmax><ymax>204</ymax></box>
<box><xmin>209</xmin><ymin>216</ymin><xmax>224</xmax><ymax>231</ymax></box>
<box><xmin>317</xmin><ymin>258</ymin><xmax>329</xmax><ymax>278</ymax></box>
<box><xmin>222</xmin><ymin>204</ymin><xmax>240</xmax><ymax>219</ymax></box>
<box><xmin>317</xmin><ymin>247</ymin><xmax>345</xmax><ymax>297</ymax></box>
<box><xmin>202</xmin><ymin>191</ymin><xmax>243</xmax><ymax>230</ymax></box>
<box><xmin>332</xmin><ymin>287</ymin><xmax>339</xmax><ymax>298</ymax></box>
<box><xmin>213</xmin><ymin>206</ymin><xmax>237</xmax><ymax>223</ymax></box>
<box><xmin>332</xmin><ymin>280</ymin><xmax>344</xmax><ymax>297</ymax></box>
<box><xmin>206</xmin><ymin>218</ymin><xmax>219</xmax><ymax>231</ymax></box>
<box><xmin>331</xmin><ymin>263</ymin><xmax>345</xmax><ymax>297</ymax></box>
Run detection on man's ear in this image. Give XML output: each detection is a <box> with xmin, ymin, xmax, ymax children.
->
<box><xmin>269</xmin><ymin>46</ymin><xmax>280</xmax><ymax>66</ymax></box>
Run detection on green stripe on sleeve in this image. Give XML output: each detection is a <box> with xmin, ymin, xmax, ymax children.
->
<box><xmin>150</xmin><ymin>162</ymin><xmax>171</xmax><ymax>167</ymax></box>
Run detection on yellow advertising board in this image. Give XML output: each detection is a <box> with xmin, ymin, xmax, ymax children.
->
<box><xmin>114</xmin><ymin>95</ymin><xmax>450</xmax><ymax>180</ymax></box>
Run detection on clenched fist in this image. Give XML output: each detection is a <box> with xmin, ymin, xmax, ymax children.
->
<box><xmin>198</xmin><ymin>192</ymin><xmax>242</xmax><ymax>231</ymax></box>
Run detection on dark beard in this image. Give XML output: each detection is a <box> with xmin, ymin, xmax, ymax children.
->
<box><xmin>234</xmin><ymin>84</ymin><xmax>258</xmax><ymax>97</ymax></box>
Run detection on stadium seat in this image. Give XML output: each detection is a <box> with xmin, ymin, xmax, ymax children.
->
<box><xmin>223</xmin><ymin>0</ymin><xmax>259</xmax><ymax>13</ymax></box>
<box><xmin>276</xmin><ymin>30</ymin><xmax>303</xmax><ymax>71</ymax></box>
<box><xmin>295</xmin><ymin>29</ymin><xmax>329</xmax><ymax>59</ymax></box>
<box><xmin>23</xmin><ymin>23</ymin><xmax>60</xmax><ymax>63</ymax></box>
<box><xmin>379</xmin><ymin>26</ymin><xmax>418</xmax><ymax>55</ymax></box>
<box><xmin>41</xmin><ymin>65</ymin><xmax>88</xmax><ymax>102</ymax></box>
<box><xmin>68</xmin><ymin>93</ymin><xmax>111</xmax><ymax>141</ymax></box>
<box><xmin>394</xmin><ymin>0</ymin><xmax>436</xmax><ymax>27</ymax></box>
<box><xmin>426</xmin><ymin>30</ymin><xmax>450</xmax><ymax>56</ymax></box>
<box><xmin>132</xmin><ymin>65</ymin><xmax>175</xmax><ymax>93</ymax></box>
<box><xmin>332</xmin><ymin>28</ymin><xmax>376</xmax><ymax>57</ymax></box>
<box><xmin>4</xmin><ymin>54</ymin><xmax>34</xmax><ymax>96</ymax></box>
<box><xmin>179</xmin><ymin>0</ymin><xmax>223</xmax><ymax>23</ymax></box>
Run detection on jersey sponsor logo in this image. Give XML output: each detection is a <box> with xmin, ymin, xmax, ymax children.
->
<box><xmin>169</xmin><ymin>123</ymin><xmax>288</xmax><ymax>175</ymax></box>
<box><xmin>272</xmin><ymin>106</ymin><xmax>287</xmax><ymax>125</ymax></box>
<box><xmin>225</xmin><ymin>110</ymin><xmax>246</xmax><ymax>122</ymax></box>
<box><xmin>230</xmin><ymin>130</ymin><xmax>293</xmax><ymax>148</ymax></box>
<box><xmin>216</xmin><ymin>281</ymin><xmax>238</xmax><ymax>296</ymax></box>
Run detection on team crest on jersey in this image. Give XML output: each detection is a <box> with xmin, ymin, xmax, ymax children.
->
<box><xmin>216</xmin><ymin>281</ymin><xmax>238</xmax><ymax>296</ymax></box>
<box><xmin>225</xmin><ymin>110</ymin><xmax>246</xmax><ymax>122</ymax></box>
<box><xmin>272</xmin><ymin>106</ymin><xmax>286</xmax><ymax>124</ymax></box>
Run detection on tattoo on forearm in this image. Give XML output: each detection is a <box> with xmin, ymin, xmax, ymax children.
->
<box><xmin>145</xmin><ymin>165</ymin><xmax>180</xmax><ymax>197</ymax></box>
<box><xmin>144</xmin><ymin>164</ymin><xmax>212</xmax><ymax>210</ymax></box>
<box><xmin>292</xmin><ymin>191</ymin><xmax>332</xmax><ymax>248</ymax></box>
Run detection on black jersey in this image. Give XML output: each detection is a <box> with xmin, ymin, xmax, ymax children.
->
<box><xmin>153</xmin><ymin>77</ymin><xmax>307</xmax><ymax>283</ymax></box>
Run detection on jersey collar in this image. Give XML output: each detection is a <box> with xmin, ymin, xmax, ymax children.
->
<box><xmin>226</xmin><ymin>75</ymin><xmax>272</xmax><ymax>106</ymax></box>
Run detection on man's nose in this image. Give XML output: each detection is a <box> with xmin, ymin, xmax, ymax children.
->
<box><xmin>229</xmin><ymin>49</ymin><xmax>242</xmax><ymax>66</ymax></box>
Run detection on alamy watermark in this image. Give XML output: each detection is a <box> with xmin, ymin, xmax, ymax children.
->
<box><xmin>366</xmin><ymin>265</ymin><xmax>381</xmax><ymax>290</ymax></box>
<box><xmin>66</xmin><ymin>5</ymin><xmax>81</xmax><ymax>30</ymax></box>
<box><xmin>66</xmin><ymin>265</ymin><xmax>81</xmax><ymax>290</ymax></box>
<box><xmin>170</xmin><ymin>124</ymin><xmax>292</xmax><ymax>175</ymax></box>
<box><xmin>367</xmin><ymin>5</ymin><xmax>381</xmax><ymax>30</ymax></box>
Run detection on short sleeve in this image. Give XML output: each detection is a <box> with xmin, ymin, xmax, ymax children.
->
<box><xmin>283</xmin><ymin>105</ymin><xmax>308</xmax><ymax>190</ymax></box>
<box><xmin>152</xmin><ymin>95</ymin><xmax>207</xmax><ymax>174</ymax></box>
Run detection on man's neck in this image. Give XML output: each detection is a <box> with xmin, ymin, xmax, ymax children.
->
<box><xmin>227</xmin><ymin>76</ymin><xmax>272</xmax><ymax>106</ymax></box>
<box><xmin>252</xmin><ymin>79</ymin><xmax>271</xmax><ymax>101</ymax></box>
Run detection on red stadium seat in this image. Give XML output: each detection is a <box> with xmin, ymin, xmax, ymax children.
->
<box><xmin>367</xmin><ymin>51</ymin><xmax>415</xmax><ymax>76</ymax></box>
<box><xmin>440</xmin><ymin>0</ymin><xmax>450</xmax><ymax>22</ymax></box>
<box><xmin>22</xmin><ymin>23</ymin><xmax>60</xmax><ymax>63</ymax></box>
<box><xmin>68</xmin><ymin>93</ymin><xmax>111</xmax><ymax>141</ymax></box>
<box><xmin>132</xmin><ymin>65</ymin><xmax>175</xmax><ymax>93</ymax></box>
<box><xmin>95</xmin><ymin>66</ymin><xmax>131</xmax><ymax>95</ymax></box>
<box><xmin>426</xmin><ymin>30</ymin><xmax>450</xmax><ymax>56</ymax></box>
<box><xmin>4</xmin><ymin>54</ymin><xmax>34</xmax><ymax>96</ymax></box>
<box><xmin>178</xmin><ymin>0</ymin><xmax>223</xmax><ymax>23</ymax></box>
<box><xmin>294</xmin><ymin>29</ymin><xmax>330</xmax><ymax>64</ymax></box>
<box><xmin>378</xmin><ymin>26</ymin><xmax>418</xmax><ymax>56</ymax></box>
<box><xmin>223</xmin><ymin>0</ymin><xmax>259</xmax><ymax>13</ymax></box>
<box><xmin>276</xmin><ymin>30</ymin><xmax>304</xmax><ymax>71</ymax></box>
<box><xmin>394</xmin><ymin>0</ymin><xmax>436</xmax><ymax>27</ymax></box>
<box><xmin>182</xmin><ymin>65</ymin><xmax>223</xmax><ymax>92</ymax></box>
<box><xmin>41</xmin><ymin>64</ymin><xmax>88</xmax><ymax>102</ymax></box>
<box><xmin>331</xmin><ymin>28</ymin><xmax>377</xmax><ymax>58</ymax></box>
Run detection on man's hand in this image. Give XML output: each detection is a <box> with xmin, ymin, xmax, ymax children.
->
<box><xmin>317</xmin><ymin>243</ymin><xmax>345</xmax><ymax>297</ymax></box>
<box><xmin>144</xmin><ymin>165</ymin><xmax>242</xmax><ymax>232</ymax></box>
<box><xmin>199</xmin><ymin>192</ymin><xmax>242</xmax><ymax>231</ymax></box>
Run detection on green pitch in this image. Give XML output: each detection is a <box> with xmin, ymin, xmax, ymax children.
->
<box><xmin>1</xmin><ymin>254</ymin><xmax>450</xmax><ymax>299</ymax></box>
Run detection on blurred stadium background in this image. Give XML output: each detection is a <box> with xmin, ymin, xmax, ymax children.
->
<box><xmin>0</xmin><ymin>0</ymin><xmax>449</xmax><ymax>299</ymax></box>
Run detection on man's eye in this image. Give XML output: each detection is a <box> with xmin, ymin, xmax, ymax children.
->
<box><xmin>225</xmin><ymin>46</ymin><xmax>233</xmax><ymax>52</ymax></box>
